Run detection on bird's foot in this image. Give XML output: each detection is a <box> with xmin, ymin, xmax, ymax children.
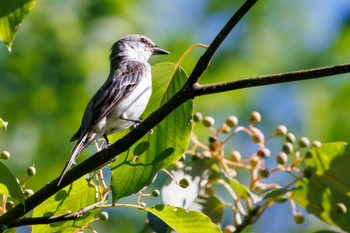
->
<box><xmin>104</xmin><ymin>141</ymin><xmax>111</xmax><ymax>149</ymax></box>
<box><xmin>103</xmin><ymin>134</ymin><xmax>111</xmax><ymax>148</ymax></box>
<box><xmin>132</xmin><ymin>121</ymin><xmax>142</xmax><ymax>129</ymax></box>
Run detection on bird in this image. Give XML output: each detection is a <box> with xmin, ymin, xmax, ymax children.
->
<box><xmin>58</xmin><ymin>34</ymin><xmax>169</xmax><ymax>186</ymax></box>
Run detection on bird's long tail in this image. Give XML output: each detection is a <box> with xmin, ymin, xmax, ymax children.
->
<box><xmin>57</xmin><ymin>134</ymin><xmax>87</xmax><ymax>186</ymax></box>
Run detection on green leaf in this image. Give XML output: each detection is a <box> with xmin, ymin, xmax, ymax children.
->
<box><xmin>32</xmin><ymin>178</ymin><xmax>97</xmax><ymax>233</ymax></box>
<box><xmin>0</xmin><ymin>118</ymin><xmax>8</xmax><ymax>131</ymax></box>
<box><xmin>146</xmin><ymin>205</ymin><xmax>221</xmax><ymax>233</ymax></box>
<box><xmin>0</xmin><ymin>0</ymin><xmax>36</xmax><ymax>51</ymax></box>
<box><xmin>292</xmin><ymin>142</ymin><xmax>350</xmax><ymax>232</ymax></box>
<box><xmin>0</xmin><ymin>162</ymin><xmax>24</xmax><ymax>204</ymax></box>
<box><xmin>110</xmin><ymin>62</ymin><xmax>193</xmax><ymax>202</ymax></box>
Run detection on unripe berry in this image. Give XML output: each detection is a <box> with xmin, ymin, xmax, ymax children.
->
<box><xmin>151</xmin><ymin>189</ymin><xmax>160</xmax><ymax>197</ymax></box>
<box><xmin>205</xmin><ymin>184</ymin><xmax>214</xmax><ymax>196</ymax></box>
<box><xmin>275</xmin><ymin>125</ymin><xmax>288</xmax><ymax>136</ymax></box>
<box><xmin>335</xmin><ymin>203</ymin><xmax>347</xmax><ymax>214</ymax></box>
<box><xmin>257</xmin><ymin>148</ymin><xmax>270</xmax><ymax>158</ymax></box>
<box><xmin>202</xmin><ymin>151</ymin><xmax>211</xmax><ymax>158</ymax></box>
<box><xmin>24</xmin><ymin>189</ymin><xmax>34</xmax><ymax>198</ymax></box>
<box><xmin>223</xmin><ymin>225</ymin><xmax>236</xmax><ymax>233</ymax></box>
<box><xmin>179</xmin><ymin>178</ymin><xmax>190</xmax><ymax>188</ymax></box>
<box><xmin>225</xmin><ymin>115</ymin><xmax>238</xmax><ymax>128</ymax></box>
<box><xmin>193</xmin><ymin>112</ymin><xmax>203</xmax><ymax>123</ymax></box>
<box><xmin>312</xmin><ymin>140</ymin><xmax>322</xmax><ymax>147</ymax></box>
<box><xmin>282</xmin><ymin>142</ymin><xmax>294</xmax><ymax>154</ymax></box>
<box><xmin>230</xmin><ymin>151</ymin><xmax>241</xmax><ymax>162</ymax></box>
<box><xmin>27</xmin><ymin>166</ymin><xmax>36</xmax><ymax>177</ymax></box>
<box><xmin>294</xmin><ymin>212</ymin><xmax>305</xmax><ymax>224</ymax></box>
<box><xmin>259</xmin><ymin>168</ymin><xmax>270</xmax><ymax>178</ymax></box>
<box><xmin>276</xmin><ymin>152</ymin><xmax>288</xmax><ymax>165</ymax></box>
<box><xmin>99</xmin><ymin>211</ymin><xmax>109</xmax><ymax>221</ymax></box>
<box><xmin>203</xmin><ymin>116</ymin><xmax>215</xmax><ymax>127</ymax></box>
<box><xmin>298</xmin><ymin>137</ymin><xmax>310</xmax><ymax>148</ymax></box>
<box><xmin>303</xmin><ymin>168</ymin><xmax>313</xmax><ymax>178</ymax></box>
<box><xmin>230</xmin><ymin>169</ymin><xmax>237</xmax><ymax>178</ymax></box>
<box><xmin>285</xmin><ymin>133</ymin><xmax>296</xmax><ymax>144</ymax></box>
<box><xmin>139</xmin><ymin>202</ymin><xmax>146</xmax><ymax>208</ymax></box>
<box><xmin>221</xmin><ymin>124</ymin><xmax>231</xmax><ymax>134</ymax></box>
<box><xmin>250</xmin><ymin>111</ymin><xmax>261</xmax><ymax>124</ymax></box>
<box><xmin>6</xmin><ymin>201</ymin><xmax>14</xmax><ymax>210</ymax></box>
<box><xmin>209</xmin><ymin>136</ymin><xmax>219</xmax><ymax>152</ymax></box>
<box><xmin>1</xmin><ymin>151</ymin><xmax>10</xmax><ymax>160</ymax></box>
<box><xmin>179</xmin><ymin>154</ymin><xmax>186</xmax><ymax>161</ymax></box>
<box><xmin>305</xmin><ymin>151</ymin><xmax>312</xmax><ymax>159</ymax></box>
<box><xmin>174</xmin><ymin>161</ymin><xmax>184</xmax><ymax>170</ymax></box>
<box><xmin>251</xmin><ymin>130</ymin><xmax>264</xmax><ymax>144</ymax></box>
<box><xmin>250</xmin><ymin>156</ymin><xmax>259</xmax><ymax>168</ymax></box>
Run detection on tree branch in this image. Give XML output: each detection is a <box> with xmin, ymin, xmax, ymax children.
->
<box><xmin>187</xmin><ymin>0</ymin><xmax>258</xmax><ymax>84</ymax></box>
<box><xmin>193</xmin><ymin>63</ymin><xmax>350</xmax><ymax>96</ymax></box>
<box><xmin>8</xmin><ymin>200</ymin><xmax>102</xmax><ymax>228</ymax></box>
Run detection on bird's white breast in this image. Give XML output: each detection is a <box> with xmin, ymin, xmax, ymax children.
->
<box><xmin>102</xmin><ymin>71</ymin><xmax>152</xmax><ymax>135</ymax></box>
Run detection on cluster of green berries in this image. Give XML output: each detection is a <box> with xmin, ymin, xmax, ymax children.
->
<box><xmin>1</xmin><ymin>149</ymin><xmax>37</xmax><ymax>211</ymax></box>
<box><xmin>191</xmin><ymin>110</ymin><xmax>331</xmax><ymax>227</ymax></box>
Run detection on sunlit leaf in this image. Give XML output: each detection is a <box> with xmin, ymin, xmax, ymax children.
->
<box><xmin>32</xmin><ymin>178</ymin><xmax>97</xmax><ymax>233</ymax></box>
<box><xmin>0</xmin><ymin>162</ymin><xmax>24</xmax><ymax>204</ymax></box>
<box><xmin>0</xmin><ymin>0</ymin><xmax>36</xmax><ymax>51</ymax></box>
<box><xmin>110</xmin><ymin>62</ymin><xmax>193</xmax><ymax>202</ymax></box>
<box><xmin>292</xmin><ymin>142</ymin><xmax>350</xmax><ymax>232</ymax></box>
<box><xmin>146</xmin><ymin>204</ymin><xmax>221</xmax><ymax>233</ymax></box>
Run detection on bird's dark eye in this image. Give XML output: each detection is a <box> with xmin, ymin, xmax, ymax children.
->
<box><xmin>140</xmin><ymin>38</ymin><xmax>147</xmax><ymax>43</ymax></box>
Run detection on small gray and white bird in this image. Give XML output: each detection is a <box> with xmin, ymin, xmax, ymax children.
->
<box><xmin>58</xmin><ymin>35</ymin><xmax>169</xmax><ymax>185</ymax></box>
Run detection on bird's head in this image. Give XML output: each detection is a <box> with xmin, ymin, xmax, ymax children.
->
<box><xmin>111</xmin><ymin>34</ymin><xmax>169</xmax><ymax>62</ymax></box>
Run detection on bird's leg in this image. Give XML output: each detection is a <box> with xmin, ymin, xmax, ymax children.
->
<box><xmin>120</xmin><ymin>113</ymin><xmax>142</xmax><ymax>128</ymax></box>
<box><xmin>103</xmin><ymin>133</ymin><xmax>111</xmax><ymax>148</ymax></box>
<box><xmin>94</xmin><ymin>140</ymin><xmax>102</xmax><ymax>151</ymax></box>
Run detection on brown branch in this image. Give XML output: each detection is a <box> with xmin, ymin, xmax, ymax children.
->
<box><xmin>8</xmin><ymin>200</ymin><xmax>102</xmax><ymax>228</ymax></box>
<box><xmin>235</xmin><ymin>205</ymin><xmax>265</xmax><ymax>233</ymax></box>
<box><xmin>193</xmin><ymin>63</ymin><xmax>350</xmax><ymax>97</ymax></box>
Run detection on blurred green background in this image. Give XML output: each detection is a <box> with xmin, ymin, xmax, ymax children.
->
<box><xmin>1</xmin><ymin>0</ymin><xmax>350</xmax><ymax>232</ymax></box>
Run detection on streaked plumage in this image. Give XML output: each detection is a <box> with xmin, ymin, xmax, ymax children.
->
<box><xmin>58</xmin><ymin>35</ymin><xmax>169</xmax><ymax>185</ymax></box>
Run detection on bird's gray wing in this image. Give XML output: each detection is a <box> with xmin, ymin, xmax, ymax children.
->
<box><xmin>90</xmin><ymin>61</ymin><xmax>147</xmax><ymax>125</ymax></box>
<box><xmin>71</xmin><ymin>61</ymin><xmax>147</xmax><ymax>141</ymax></box>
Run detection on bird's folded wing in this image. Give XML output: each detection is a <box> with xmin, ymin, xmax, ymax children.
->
<box><xmin>89</xmin><ymin>61</ymin><xmax>147</xmax><ymax>126</ymax></box>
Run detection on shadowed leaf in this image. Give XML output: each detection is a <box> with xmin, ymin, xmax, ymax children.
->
<box><xmin>0</xmin><ymin>162</ymin><xmax>24</xmax><ymax>204</ymax></box>
<box><xmin>292</xmin><ymin>142</ymin><xmax>350</xmax><ymax>232</ymax></box>
<box><xmin>0</xmin><ymin>0</ymin><xmax>36</xmax><ymax>51</ymax></box>
<box><xmin>32</xmin><ymin>178</ymin><xmax>97</xmax><ymax>233</ymax></box>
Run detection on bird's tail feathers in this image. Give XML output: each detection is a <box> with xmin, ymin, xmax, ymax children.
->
<box><xmin>57</xmin><ymin>134</ymin><xmax>87</xmax><ymax>186</ymax></box>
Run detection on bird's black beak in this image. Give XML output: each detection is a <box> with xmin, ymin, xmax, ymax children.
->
<box><xmin>153</xmin><ymin>47</ymin><xmax>170</xmax><ymax>55</ymax></box>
